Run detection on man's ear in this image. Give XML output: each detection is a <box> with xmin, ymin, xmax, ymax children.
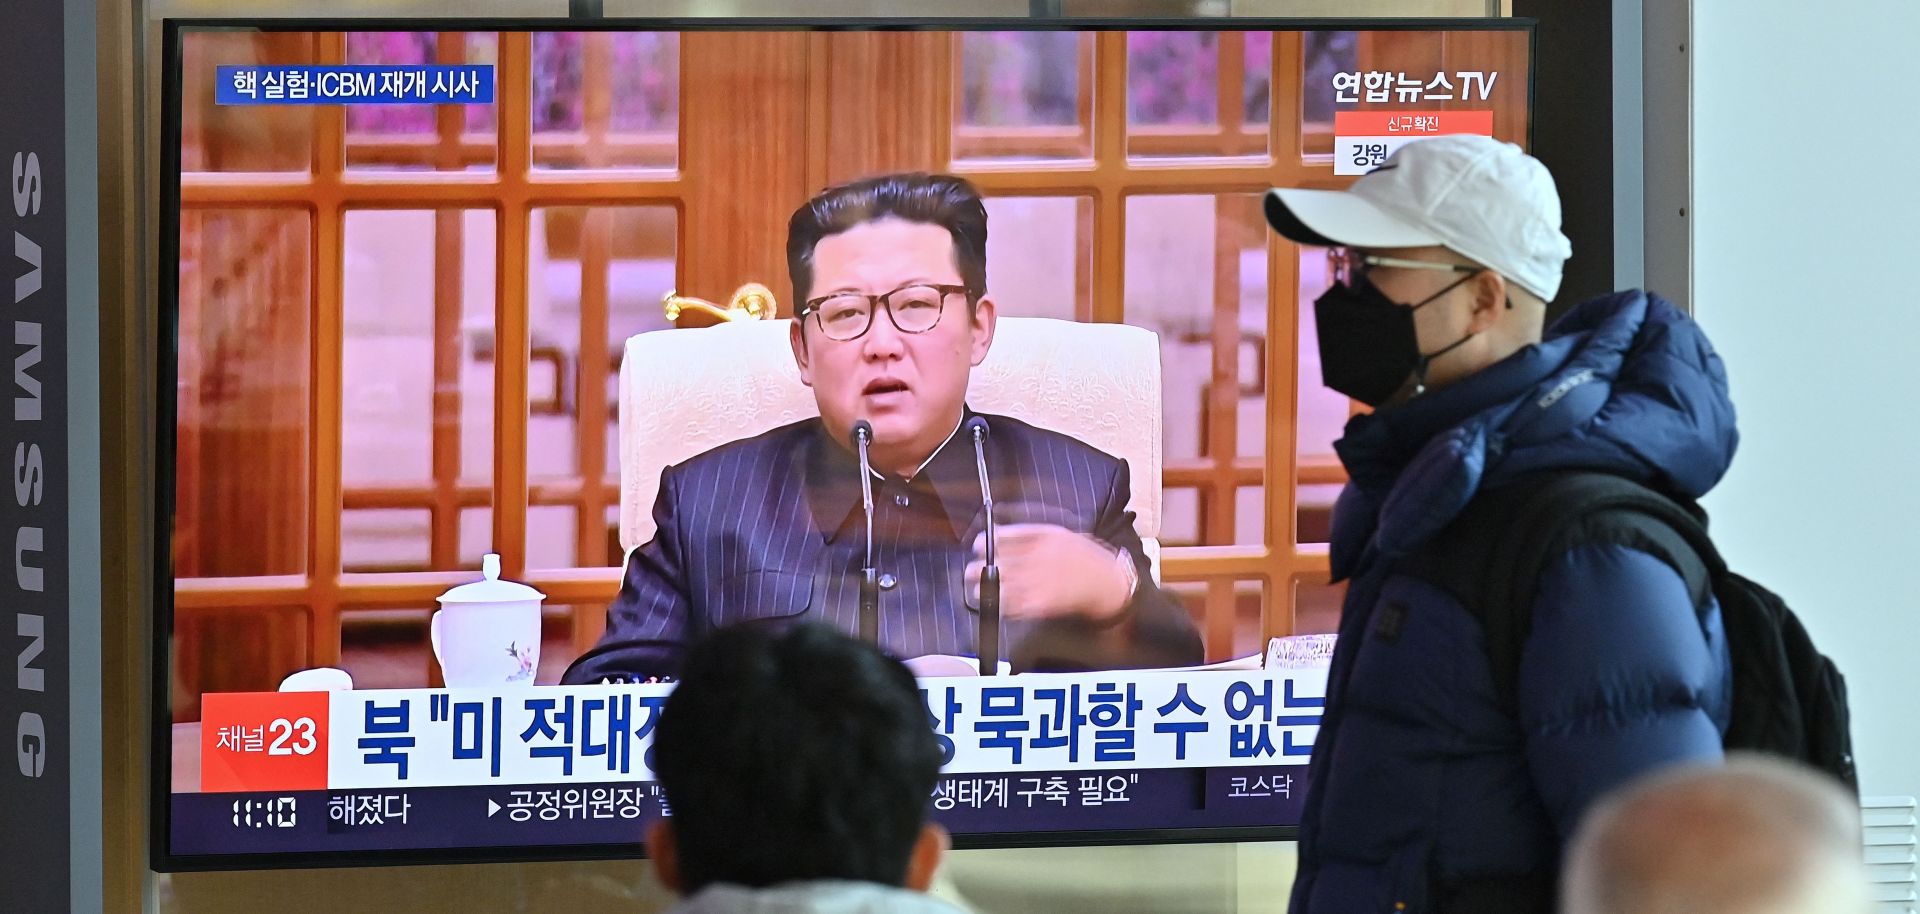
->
<box><xmin>790</xmin><ymin>318</ymin><xmax>815</xmax><ymax>388</ymax></box>
<box><xmin>1466</xmin><ymin>269</ymin><xmax>1508</xmax><ymax>333</ymax></box>
<box><xmin>903</xmin><ymin>821</ymin><xmax>950</xmax><ymax>892</ymax></box>
<box><xmin>968</xmin><ymin>294</ymin><xmax>998</xmax><ymax>367</ymax></box>
<box><xmin>647</xmin><ymin>818</ymin><xmax>683</xmax><ymax>894</ymax></box>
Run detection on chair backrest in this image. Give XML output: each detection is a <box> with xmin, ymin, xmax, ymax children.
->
<box><xmin>618</xmin><ymin>317</ymin><xmax>1164</xmax><ymax>574</ymax></box>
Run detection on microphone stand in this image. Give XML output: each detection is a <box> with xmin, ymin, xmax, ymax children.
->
<box><xmin>852</xmin><ymin>421</ymin><xmax>880</xmax><ymax>645</ymax></box>
<box><xmin>967</xmin><ymin>417</ymin><xmax>999</xmax><ymax>676</ymax></box>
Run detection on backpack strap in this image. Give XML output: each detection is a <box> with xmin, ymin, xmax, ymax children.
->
<box><xmin>1400</xmin><ymin>471</ymin><xmax>1719</xmax><ymax>713</ymax></box>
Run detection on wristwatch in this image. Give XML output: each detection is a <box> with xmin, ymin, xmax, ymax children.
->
<box><xmin>1113</xmin><ymin>547</ymin><xmax>1140</xmax><ymax>603</ymax></box>
<box><xmin>1086</xmin><ymin>547</ymin><xmax>1138</xmax><ymax>630</ymax></box>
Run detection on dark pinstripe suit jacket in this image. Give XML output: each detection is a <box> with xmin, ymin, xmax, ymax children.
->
<box><xmin>562</xmin><ymin>411</ymin><xmax>1203</xmax><ymax>683</ymax></box>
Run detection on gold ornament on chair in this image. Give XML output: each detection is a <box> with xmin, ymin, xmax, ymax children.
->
<box><xmin>662</xmin><ymin>283</ymin><xmax>779</xmax><ymax>325</ymax></box>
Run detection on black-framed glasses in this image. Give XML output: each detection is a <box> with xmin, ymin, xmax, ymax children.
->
<box><xmin>1328</xmin><ymin>248</ymin><xmax>1481</xmax><ymax>289</ymax></box>
<box><xmin>798</xmin><ymin>283</ymin><xmax>975</xmax><ymax>342</ymax></box>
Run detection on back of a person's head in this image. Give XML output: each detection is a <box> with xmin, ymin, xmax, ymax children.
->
<box><xmin>651</xmin><ymin>622</ymin><xmax>944</xmax><ymax>893</ymax></box>
<box><xmin>1562</xmin><ymin>755</ymin><xmax>1869</xmax><ymax>914</ymax></box>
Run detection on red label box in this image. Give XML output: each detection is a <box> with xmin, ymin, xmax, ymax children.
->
<box><xmin>1333</xmin><ymin>110</ymin><xmax>1495</xmax><ymax>137</ymax></box>
<box><xmin>200</xmin><ymin>691</ymin><xmax>332</xmax><ymax>792</ymax></box>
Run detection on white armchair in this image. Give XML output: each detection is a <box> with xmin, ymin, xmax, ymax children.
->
<box><xmin>617</xmin><ymin>316</ymin><xmax>1165</xmax><ymax>577</ymax></box>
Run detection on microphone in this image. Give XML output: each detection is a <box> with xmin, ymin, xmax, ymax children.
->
<box><xmin>966</xmin><ymin>416</ymin><xmax>999</xmax><ymax>676</ymax></box>
<box><xmin>851</xmin><ymin>420</ymin><xmax>879</xmax><ymax>645</ymax></box>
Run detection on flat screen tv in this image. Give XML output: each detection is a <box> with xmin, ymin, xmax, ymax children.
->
<box><xmin>155</xmin><ymin>15</ymin><xmax>1534</xmax><ymax>871</ymax></box>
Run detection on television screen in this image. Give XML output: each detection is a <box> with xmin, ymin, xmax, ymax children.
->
<box><xmin>156</xmin><ymin>16</ymin><xmax>1534</xmax><ymax>870</ymax></box>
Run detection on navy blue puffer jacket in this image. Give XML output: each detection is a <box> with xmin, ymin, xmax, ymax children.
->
<box><xmin>1287</xmin><ymin>291</ymin><xmax>1738</xmax><ymax>914</ymax></box>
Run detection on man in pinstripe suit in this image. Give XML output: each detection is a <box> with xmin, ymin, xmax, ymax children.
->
<box><xmin>563</xmin><ymin>173</ymin><xmax>1202</xmax><ymax>685</ymax></box>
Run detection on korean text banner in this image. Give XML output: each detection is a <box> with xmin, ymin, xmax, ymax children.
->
<box><xmin>200</xmin><ymin>667</ymin><xmax>1327</xmax><ymax>793</ymax></box>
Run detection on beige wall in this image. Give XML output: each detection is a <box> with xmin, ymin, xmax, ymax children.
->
<box><xmin>1693</xmin><ymin>0</ymin><xmax>1920</xmax><ymax>803</ymax></box>
<box><xmin>103</xmin><ymin>1</ymin><xmax>1498</xmax><ymax>911</ymax></box>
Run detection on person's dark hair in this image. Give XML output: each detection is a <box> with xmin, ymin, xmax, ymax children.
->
<box><xmin>650</xmin><ymin>622</ymin><xmax>944</xmax><ymax>892</ymax></box>
<box><xmin>786</xmin><ymin>172</ymin><xmax>989</xmax><ymax>307</ymax></box>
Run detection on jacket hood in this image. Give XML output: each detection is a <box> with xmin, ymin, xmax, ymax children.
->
<box><xmin>1330</xmin><ymin>289</ymin><xmax>1738</xmax><ymax>579</ymax></box>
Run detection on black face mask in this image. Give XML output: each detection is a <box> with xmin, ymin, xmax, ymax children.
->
<box><xmin>1313</xmin><ymin>272</ymin><xmax>1481</xmax><ymax>407</ymax></box>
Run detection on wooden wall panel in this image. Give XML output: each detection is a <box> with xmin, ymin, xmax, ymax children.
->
<box><xmin>1446</xmin><ymin>29</ymin><xmax>1533</xmax><ymax>147</ymax></box>
<box><xmin>679</xmin><ymin>32</ymin><xmax>813</xmax><ymax>307</ymax></box>
<box><xmin>819</xmin><ymin>32</ymin><xmax>947</xmax><ymax>185</ymax></box>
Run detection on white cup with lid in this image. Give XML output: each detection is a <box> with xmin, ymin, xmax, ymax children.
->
<box><xmin>433</xmin><ymin>553</ymin><xmax>546</xmax><ymax>688</ymax></box>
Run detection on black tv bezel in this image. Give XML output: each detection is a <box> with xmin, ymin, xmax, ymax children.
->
<box><xmin>153</xmin><ymin>14</ymin><xmax>1537</xmax><ymax>873</ymax></box>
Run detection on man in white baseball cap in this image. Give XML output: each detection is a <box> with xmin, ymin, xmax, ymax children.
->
<box><xmin>1271</xmin><ymin>135</ymin><xmax>1742</xmax><ymax>914</ymax></box>
<box><xmin>1266</xmin><ymin>133</ymin><xmax>1571</xmax><ymax>406</ymax></box>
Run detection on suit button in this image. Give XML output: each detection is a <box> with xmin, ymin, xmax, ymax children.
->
<box><xmin>894</xmin><ymin>494</ymin><xmax>910</xmax><ymax>507</ymax></box>
<box><xmin>879</xmin><ymin>573</ymin><xmax>898</xmax><ymax>590</ymax></box>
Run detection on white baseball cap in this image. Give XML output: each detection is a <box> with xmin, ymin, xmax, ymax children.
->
<box><xmin>1264</xmin><ymin>134</ymin><xmax>1573</xmax><ymax>302</ymax></box>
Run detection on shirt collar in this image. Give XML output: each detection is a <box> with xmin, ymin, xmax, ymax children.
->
<box><xmin>804</xmin><ymin>409</ymin><xmax>984</xmax><ymax>545</ymax></box>
<box><xmin>908</xmin><ymin>416</ymin><xmax>966</xmax><ymax>481</ymax></box>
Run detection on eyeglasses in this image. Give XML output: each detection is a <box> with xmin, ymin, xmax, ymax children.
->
<box><xmin>799</xmin><ymin>283</ymin><xmax>974</xmax><ymax>342</ymax></box>
<box><xmin>1328</xmin><ymin>248</ymin><xmax>1481</xmax><ymax>289</ymax></box>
